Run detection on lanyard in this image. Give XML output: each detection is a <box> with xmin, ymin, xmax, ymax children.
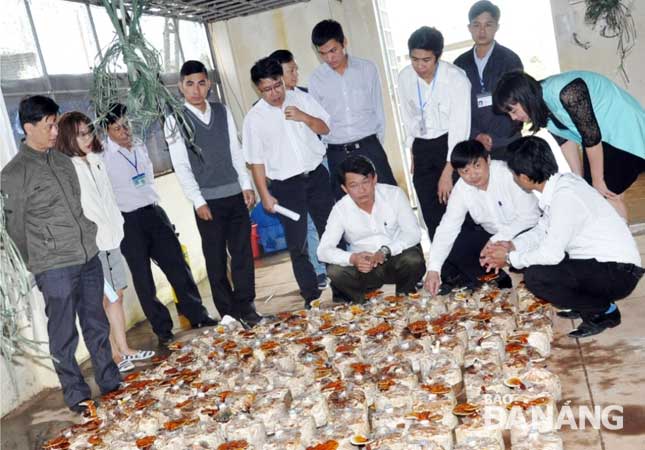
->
<box><xmin>117</xmin><ymin>149</ymin><xmax>139</xmax><ymax>174</ymax></box>
<box><xmin>416</xmin><ymin>62</ymin><xmax>439</xmax><ymax>119</ymax></box>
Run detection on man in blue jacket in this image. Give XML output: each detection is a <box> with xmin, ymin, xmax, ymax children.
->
<box><xmin>454</xmin><ymin>0</ymin><xmax>523</xmax><ymax>160</ymax></box>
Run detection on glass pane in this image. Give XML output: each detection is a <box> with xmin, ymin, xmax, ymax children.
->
<box><xmin>178</xmin><ymin>20</ymin><xmax>213</xmax><ymax>69</ymax></box>
<box><xmin>30</xmin><ymin>0</ymin><xmax>99</xmax><ymax>75</ymax></box>
<box><xmin>89</xmin><ymin>4</ymin><xmax>125</xmax><ymax>71</ymax></box>
<box><xmin>140</xmin><ymin>14</ymin><xmax>182</xmax><ymax>73</ymax></box>
<box><xmin>0</xmin><ymin>0</ymin><xmax>44</xmax><ymax>81</ymax></box>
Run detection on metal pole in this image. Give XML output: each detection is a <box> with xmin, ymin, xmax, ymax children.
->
<box><xmin>86</xmin><ymin>1</ymin><xmax>104</xmax><ymax>60</ymax></box>
<box><xmin>23</xmin><ymin>0</ymin><xmax>54</xmax><ymax>96</ymax></box>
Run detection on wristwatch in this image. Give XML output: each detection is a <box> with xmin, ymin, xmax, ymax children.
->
<box><xmin>379</xmin><ymin>245</ymin><xmax>391</xmax><ymax>261</ymax></box>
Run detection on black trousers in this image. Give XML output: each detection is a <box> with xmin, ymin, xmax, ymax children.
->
<box><xmin>327</xmin><ymin>245</ymin><xmax>426</xmax><ymax>303</ymax></box>
<box><xmin>35</xmin><ymin>255</ymin><xmax>121</xmax><ymax>407</ymax></box>
<box><xmin>412</xmin><ymin>134</ymin><xmax>457</xmax><ymax>240</ymax></box>
<box><xmin>270</xmin><ymin>164</ymin><xmax>334</xmax><ymax>301</ymax></box>
<box><xmin>195</xmin><ymin>193</ymin><xmax>255</xmax><ymax>319</ymax></box>
<box><xmin>120</xmin><ymin>204</ymin><xmax>210</xmax><ymax>337</ymax></box>
<box><xmin>524</xmin><ymin>257</ymin><xmax>644</xmax><ymax>319</ymax></box>
<box><xmin>442</xmin><ymin>222</ymin><xmax>497</xmax><ymax>285</ymax></box>
<box><xmin>327</xmin><ymin>134</ymin><xmax>397</xmax><ymax>200</ymax></box>
<box><xmin>582</xmin><ymin>140</ymin><xmax>645</xmax><ymax>194</ymax></box>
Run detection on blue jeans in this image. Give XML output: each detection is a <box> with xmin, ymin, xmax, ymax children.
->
<box><xmin>35</xmin><ymin>255</ymin><xmax>120</xmax><ymax>407</ymax></box>
<box><xmin>307</xmin><ymin>213</ymin><xmax>326</xmax><ymax>276</ymax></box>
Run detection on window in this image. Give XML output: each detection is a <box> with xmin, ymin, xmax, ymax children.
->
<box><xmin>0</xmin><ymin>0</ymin><xmax>45</xmax><ymax>82</ymax></box>
<box><xmin>178</xmin><ymin>20</ymin><xmax>213</xmax><ymax>69</ymax></box>
<box><xmin>30</xmin><ymin>0</ymin><xmax>99</xmax><ymax>75</ymax></box>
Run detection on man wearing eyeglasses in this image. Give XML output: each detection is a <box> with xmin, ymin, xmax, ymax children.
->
<box><xmin>242</xmin><ymin>57</ymin><xmax>334</xmax><ymax>309</ymax></box>
<box><xmin>102</xmin><ymin>104</ymin><xmax>217</xmax><ymax>345</ymax></box>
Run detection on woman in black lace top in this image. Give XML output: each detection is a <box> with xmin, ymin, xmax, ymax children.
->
<box><xmin>493</xmin><ymin>70</ymin><xmax>645</xmax><ymax>219</ymax></box>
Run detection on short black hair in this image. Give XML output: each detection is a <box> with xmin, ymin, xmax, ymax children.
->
<box><xmin>493</xmin><ymin>71</ymin><xmax>549</xmax><ymax>132</ymax></box>
<box><xmin>18</xmin><ymin>95</ymin><xmax>59</xmax><ymax>132</ymax></box>
<box><xmin>450</xmin><ymin>140</ymin><xmax>489</xmax><ymax>169</ymax></box>
<box><xmin>311</xmin><ymin>19</ymin><xmax>345</xmax><ymax>47</ymax></box>
<box><xmin>507</xmin><ymin>136</ymin><xmax>558</xmax><ymax>183</ymax></box>
<box><xmin>338</xmin><ymin>155</ymin><xmax>376</xmax><ymax>186</ymax></box>
<box><xmin>268</xmin><ymin>49</ymin><xmax>294</xmax><ymax>65</ymax></box>
<box><xmin>106</xmin><ymin>103</ymin><xmax>127</xmax><ymax>126</ymax></box>
<box><xmin>469</xmin><ymin>0</ymin><xmax>501</xmax><ymax>22</ymax></box>
<box><xmin>180</xmin><ymin>60</ymin><xmax>208</xmax><ymax>80</ymax></box>
<box><xmin>250</xmin><ymin>57</ymin><xmax>283</xmax><ymax>86</ymax></box>
<box><xmin>407</xmin><ymin>26</ymin><xmax>444</xmax><ymax>59</ymax></box>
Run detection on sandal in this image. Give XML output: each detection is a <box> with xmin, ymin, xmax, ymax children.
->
<box><xmin>117</xmin><ymin>359</ymin><xmax>135</xmax><ymax>373</ymax></box>
<box><xmin>123</xmin><ymin>349</ymin><xmax>156</xmax><ymax>361</ymax></box>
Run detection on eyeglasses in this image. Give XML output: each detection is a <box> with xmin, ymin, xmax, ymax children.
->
<box><xmin>259</xmin><ymin>80</ymin><xmax>284</xmax><ymax>94</ymax></box>
<box><xmin>108</xmin><ymin>120</ymin><xmax>130</xmax><ymax>134</ymax></box>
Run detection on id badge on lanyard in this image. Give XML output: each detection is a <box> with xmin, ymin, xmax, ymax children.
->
<box><xmin>118</xmin><ymin>149</ymin><xmax>146</xmax><ymax>188</ymax></box>
<box><xmin>417</xmin><ymin>63</ymin><xmax>438</xmax><ymax>136</ymax></box>
<box><xmin>476</xmin><ymin>71</ymin><xmax>492</xmax><ymax>108</ymax></box>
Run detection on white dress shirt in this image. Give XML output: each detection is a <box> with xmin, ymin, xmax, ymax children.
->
<box><xmin>309</xmin><ymin>55</ymin><xmax>385</xmax><ymax>144</ymax></box>
<box><xmin>102</xmin><ymin>137</ymin><xmax>159</xmax><ymax>213</ymax></box>
<box><xmin>532</xmin><ymin>128</ymin><xmax>571</xmax><ymax>174</ymax></box>
<box><xmin>165</xmin><ymin>102</ymin><xmax>252</xmax><ymax>209</ymax></box>
<box><xmin>317</xmin><ymin>184</ymin><xmax>422</xmax><ymax>266</ymax></box>
<box><xmin>427</xmin><ymin>161</ymin><xmax>540</xmax><ymax>273</ymax></box>
<box><xmin>510</xmin><ymin>173</ymin><xmax>641</xmax><ymax>268</ymax></box>
<box><xmin>71</xmin><ymin>152</ymin><xmax>124</xmax><ymax>250</ymax></box>
<box><xmin>242</xmin><ymin>89</ymin><xmax>329</xmax><ymax>181</ymax></box>
<box><xmin>397</xmin><ymin>62</ymin><xmax>471</xmax><ymax>159</ymax></box>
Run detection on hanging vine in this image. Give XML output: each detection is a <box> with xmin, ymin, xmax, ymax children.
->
<box><xmin>0</xmin><ymin>194</ymin><xmax>50</xmax><ymax>363</ymax></box>
<box><xmin>584</xmin><ymin>0</ymin><xmax>637</xmax><ymax>83</ymax></box>
<box><xmin>91</xmin><ymin>0</ymin><xmax>195</xmax><ymax>150</ymax></box>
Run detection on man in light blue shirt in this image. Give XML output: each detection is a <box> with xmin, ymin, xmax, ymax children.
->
<box><xmin>309</xmin><ymin>19</ymin><xmax>397</xmax><ymax>198</ymax></box>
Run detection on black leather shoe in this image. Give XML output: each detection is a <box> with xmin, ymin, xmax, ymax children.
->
<box><xmin>239</xmin><ymin>310</ymin><xmax>263</xmax><ymax>328</ymax></box>
<box><xmin>557</xmin><ymin>309</ymin><xmax>581</xmax><ymax>319</ymax></box>
<box><xmin>158</xmin><ymin>332</ymin><xmax>175</xmax><ymax>345</ymax></box>
<box><xmin>568</xmin><ymin>307</ymin><xmax>621</xmax><ymax>338</ymax></box>
<box><xmin>69</xmin><ymin>399</ymin><xmax>92</xmax><ymax>415</ymax></box>
<box><xmin>192</xmin><ymin>317</ymin><xmax>218</xmax><ymax>329</ymax></box>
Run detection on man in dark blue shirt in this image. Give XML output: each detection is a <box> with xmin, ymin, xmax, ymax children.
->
<box><xmin>454</xmin><ymin>0</ymin><xmax>523</xmax><ymax>160</ymax></box>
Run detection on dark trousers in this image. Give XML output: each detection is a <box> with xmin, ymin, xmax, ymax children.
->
<box><xmin>327</xmin><ymin>134</ymin><xmax>397</xmax><ymax>200</ymax></box>
<box><xmin>120</xmin><ymin>204</ymin><xmax>209</xmax><ymax>337</ymax></box>
<box><xmin>195</xmin><ymin>193</ymin><xmax>255</xmax><ymax>319</ymax></box>
<box><xmin>412</xmin><ymin>134</ymin><xmax>456</xmax><ymax>240</ymax></box>
<box><xmin>35</xmin><ymin>255</ymin><xmax>120</xmax><ymax>407</ymax></box>
<box><xmin>270</xmin><ymin>164</ymin><xmax>334</xmax><ymax>301</ymax></box>
<box><xmin>328</xmin><ymin>245</ymin><xmax>426</xmax><ymax>303</ymax></box>
<box><xmin>442</xmin><ymin>222</ymin><xmax>497</xmax><ymax>285</ymax></box>
<box><xmin>524</xmin><ymin>257</ymin><xmax>644</xmax><ymax>319</ymax></box>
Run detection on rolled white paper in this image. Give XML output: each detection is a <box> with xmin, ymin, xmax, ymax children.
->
<box><xmin>104</xmin><ymin>279</ymin><xmax>119</xmax><ymax>304</ymax></box>
<box><xmin>274</xmin><ymin>204</ymin><xmax>301</xmax><ymax>221</ymax></box>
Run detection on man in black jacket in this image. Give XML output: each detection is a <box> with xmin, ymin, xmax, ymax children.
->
<box><xmin>1</xmin><ymin>96</ymin><xmax>120</xmax><ymax>414</ymax></box>
<box><xmin>454</xmin><ymin>0</ymin><xmax>523</xmax><ymax>160</ymax></box>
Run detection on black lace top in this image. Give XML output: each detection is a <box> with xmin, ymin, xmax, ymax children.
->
<box><xmin>553</xmin><ymin>77</ymin><xmax>602</xmax><ymax>148</ymax></box>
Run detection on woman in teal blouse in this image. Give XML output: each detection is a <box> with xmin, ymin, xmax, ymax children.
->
<box><xmin>493</xmin><ymin>70</ymin><xmax>645</xmax><ymax>219</ymax></box>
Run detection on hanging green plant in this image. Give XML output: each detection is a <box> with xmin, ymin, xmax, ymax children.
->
<box><xmin>0</xmin><ymin>194</ymin><xmax>50</xmax><ymax>364</ymax></box>
<box><xmin>584</xmin><ymin>0</ymin><xmax>637</xmax><ymax>83</ymax></box>
<box><xmin>91</xmin><ymin>0</ymin><xmax>196</xmax><ymax>150</ymax></box>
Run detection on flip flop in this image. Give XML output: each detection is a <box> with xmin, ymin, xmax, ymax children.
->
<box><xmin>118</xmin><ymin>359</ymin><xmax>135</xmax><ymax>373</ymax></box>
<box><xmin>123</xmin><ymin>350</ymin><xmax>156</xmax><ymax>361</ymax></box>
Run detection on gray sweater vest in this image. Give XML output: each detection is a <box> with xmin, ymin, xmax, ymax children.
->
<box><xmin>184</xmin><ymin>103</ymin><xmax>241</xmax><ymax>200</ymax></box>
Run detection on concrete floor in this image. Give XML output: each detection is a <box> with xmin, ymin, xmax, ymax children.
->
<box><xmin>2</xmin><ymin>234</ymin><xmax>644</xmax><ymax>450</ymax></box>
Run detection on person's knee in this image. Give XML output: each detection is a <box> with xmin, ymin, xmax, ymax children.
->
<box><xmin>524</xmin><ymin>266</ymin><xmax>550</xmax><ymax>294</ymax></box>
<box><xmin>399</xmin><ymin>247</ymin><xmax>426</xmax><ymax>273</ymax></box>
<box><xmin>327</xmin><ymin>264</ymin><xmax>347</xmax><ymax>284</ymax></box>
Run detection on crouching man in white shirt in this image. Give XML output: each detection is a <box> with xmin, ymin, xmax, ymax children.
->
<box><xmin>424</xmin><ymin>140</ymin><xmax>540</xmax><ymax>296</ymax></box>
<box><xmin>481</xmin><ymin>136</ymin><xmax>644</xmax><ymax>338</ymax></box>
<box><xmin>317</xmin><ymin>155</ymin><xmax>426</xmax><ymax>302</ymax></box>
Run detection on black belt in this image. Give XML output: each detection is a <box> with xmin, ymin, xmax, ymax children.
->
<box><xmin>327</xmin><ymin>134</ymin><xmax>376</xmax><ymax>152</ymax></box>
<box><xmin>123</xmin><ymin>203</ymin><xmax>156</xmax><ymax>214</ymax></box>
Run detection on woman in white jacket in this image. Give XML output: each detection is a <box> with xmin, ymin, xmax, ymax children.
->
<box><xmin>56</xmin><ymin>112</ymin><xmax>154</xmax><ymax>372</ymax></box>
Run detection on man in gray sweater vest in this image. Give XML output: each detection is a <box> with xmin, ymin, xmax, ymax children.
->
<box><xmin>165</xmin><ymin>60</ymin><xmax>262</xmax><ymax>327</ymax></box>
<box><xmin>1</xmin><ymin>96</ymin><xmax>120</xmax><ymax>413</ymax></box>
